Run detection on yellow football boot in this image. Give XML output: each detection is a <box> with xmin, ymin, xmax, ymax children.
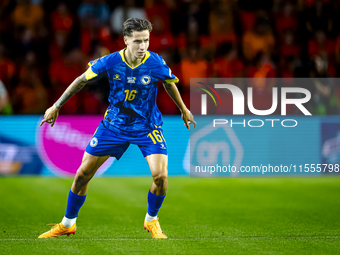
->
<box><xmin>144</xmin><ymin>219</ymin><xmax>167</xmax><ymax>239</ymax></box>
<box><xmin>38</xmin><ymin>223</ymin><xmax>76</xmax><ymax>238</ymax></box>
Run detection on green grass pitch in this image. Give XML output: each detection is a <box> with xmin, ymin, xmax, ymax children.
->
<box><xmin>0</xmin><ymin>177</ymin><xmax>339</xmax><ymax>254</ymax></box>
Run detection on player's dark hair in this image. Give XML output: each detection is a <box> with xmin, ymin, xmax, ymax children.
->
<box><xmin>122</xmin><ymin>18</ymin><xmax>152</xmax><ymax>37</ymax></box>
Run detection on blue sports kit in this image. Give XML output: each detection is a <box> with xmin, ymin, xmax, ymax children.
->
<box><xmin>85</xmin><ymin>49</ymin><xmax>178</xmax><ymax>158</ymax></box>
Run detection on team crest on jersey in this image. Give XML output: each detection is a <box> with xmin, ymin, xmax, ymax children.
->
<box><xmin>140</xmin><ymin>75</ymin><xmax>151</xmax><ymax>85</ymax></box>
<box><xmin>127</xmin><ymin>77</ymin><xmax>136</xmax><ymax>83</ymax></box>
<box><xmin>90</xmin><ymin>137</ymin><xmax>98</xmax><ymax>147</ymax></box>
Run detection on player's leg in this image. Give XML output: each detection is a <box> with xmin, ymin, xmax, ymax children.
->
<box><xmin>144</xmin><ymin>154</ymin><xmax>168</xmax><ymax>239</ymax></box>
<box><xmin>38</xmin><ymin>152</ymin><xmax>109</xmax><ymax>238</ymax></box>
<box><xmin>147</xmin><ymin>153</ymin><xmax>168</xmax><ymax>196</ymax></box>
<box><xmin>38</xmin><ymin>120</ymin><xmax>129</xmax><ymax>238</ymax></box>
<box><xmin>61</xmin><ymin>152</ymin><xmax>109</xmax><ymax>226</ymax></box>
<box><xmin>71</xmin><ymin>152</ymin><xmax>109</xmax><ymax>195</ymax></box>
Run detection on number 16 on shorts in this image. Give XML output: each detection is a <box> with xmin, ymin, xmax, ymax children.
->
<box><xmin>147</xmin><ymin>130</ymin><xmax>166</xmax><ymax>145</ymax></box>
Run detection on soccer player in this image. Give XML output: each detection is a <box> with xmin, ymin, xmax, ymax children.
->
<box><xmin>38</xmin><ymin>18</ymin><xmax>196</xmax><ymax>239</ymax></box>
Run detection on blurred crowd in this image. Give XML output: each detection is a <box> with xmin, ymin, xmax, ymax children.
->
<box><xmin>1</xmin><ymin>0</ymin><xmax>340</xmax><ymax>115</ymax></box>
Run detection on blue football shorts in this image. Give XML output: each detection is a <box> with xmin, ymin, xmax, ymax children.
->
<box><xmin>85</xmin><ymin>121</ymin><xmax>167</xmax><ymax>159</ymax></box>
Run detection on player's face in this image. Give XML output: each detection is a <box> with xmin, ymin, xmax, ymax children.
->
<box><xmin>124</xmin><ymin>30</ymin><xmax>150</xmax><ymax>60</ymax></box>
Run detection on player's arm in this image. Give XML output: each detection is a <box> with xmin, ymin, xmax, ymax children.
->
<box><xmin>162</xmin><ymin>82</ymin><xmax>196</xmax><ymax>129</ymax></box>
<box><xmin>40</xmin><ymin>73</ymin><xmax>88</xmax><ymax>127</ymax></box>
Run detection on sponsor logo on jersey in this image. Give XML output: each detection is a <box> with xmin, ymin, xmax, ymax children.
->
<box><xmin>90</xmin><ymin>137</ymin><xmax>98</xmax><ymax>147</ymax></box>
<box><xmin>113</xmin><ymin>74</ymin><xmax>121</xmax><ymax>80</ymax></box>
<box><xmin>127</xmin><ymin>77</ymin><xmax>136</xmax><ymax>83</ymax></box>
<box><xmin>140</xmin><ymin>75</ymin><xmax>151</xmax><ymax>85</ymax></box>
<box><xmin>160</xmin><ymin>143</ymin><xmax>166</xmax><ymax>149</ymax></box>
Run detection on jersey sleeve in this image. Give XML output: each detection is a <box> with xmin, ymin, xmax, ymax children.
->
<box><xmin>85</xmin><ymin>56</ymin><xmax>108</xmax><ymax>81</ymax></box>
<box><xmin>156</xmin><ymin>56</ymin><xmax>179</xmax><ymax>84</ymax></box>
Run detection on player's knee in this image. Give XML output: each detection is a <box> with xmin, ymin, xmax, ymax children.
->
<box><xmin>153</xmin><ymin>173</ymin><xmax>167</xmax><ymax>188</ymax></box>
<box><xmin>75</xmin><ymin>168</ymin><xmax>93</xmax><ymax>185</ymax></box>
<box><xmin>74</xmin><ymin>173</ymin><xmax>88</xmax><ymax>186</ymax></box>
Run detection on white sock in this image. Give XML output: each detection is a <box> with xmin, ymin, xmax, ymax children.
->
<box><xmin>145</xmin><ymin>213</ymin><xmax>158</xmax><ymax>223</ymax></box>
<box><xmin>62</xmin><ymin>216</ymin><xmax>77</xmax><ymax>228</ymax></box>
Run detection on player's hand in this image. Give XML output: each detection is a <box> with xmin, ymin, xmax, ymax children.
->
<box><xmin>40</xmin><ymin>105</ymin><xmax>59</xmax><ymax>127</ymax></box>
<box><xmin>181</xmin><ymin>108</ymin><xmax>196</xmax><ymax>129</ymax></box>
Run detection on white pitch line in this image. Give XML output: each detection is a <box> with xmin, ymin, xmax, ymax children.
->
<box><xmin>0</xmin><ymin>237</ymin><xmax>339</xmax><ymax>241</ymax></box>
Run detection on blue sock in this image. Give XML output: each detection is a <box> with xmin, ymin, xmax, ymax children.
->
<box><xmin>65</xmin><ymin>190</ymin><xmax>87</xmax><ymax>219</ymax></box>
<box><xmin>147</xmin><ymin>190</ymin><xmax>166</xmax><ymax>217</ymax></box>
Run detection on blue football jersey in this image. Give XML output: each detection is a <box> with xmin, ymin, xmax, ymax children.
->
<box><xmin>85</xmin><ymin>49</ymin><xmax>178</xmax><ymax>135</ymax></box>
